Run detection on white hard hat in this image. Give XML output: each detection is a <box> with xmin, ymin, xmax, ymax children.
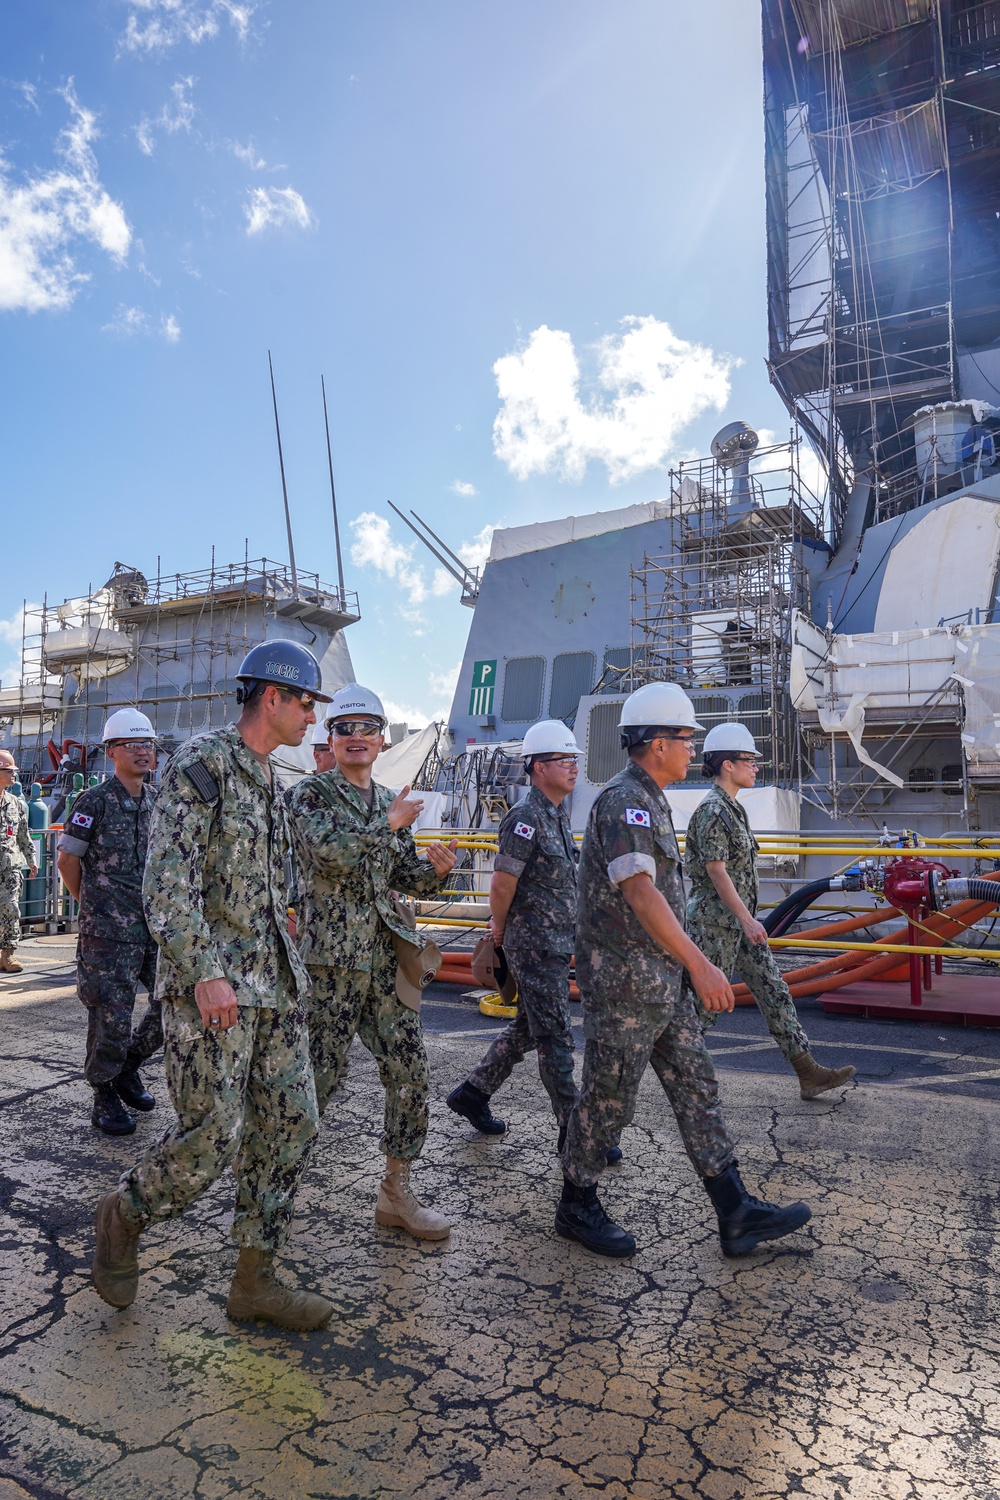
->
<box><xmin>311</xmin><ymin>719</ymin><xmax>332</xmax><ymax>745</ymax></box>
<box><xmin>618</xmin><ymin>682</ymin><xmax>705</xmax><ymax>732</ymax></box>
<box><xmin>102</xmin><ymin>708</ymin><xmax>155</xmax><ymax>743</ymax></box>
<box><xmin>521</xmin><ymin>720</ymin><xmax>582</xmax><ymax>761</ymax></box>
<box><xmin>325</xmin><ymin>682</ymin><xmax>386</xmax><ymax>729</ymax></box>
<box><xmin>703</xmin><ymin>723</ymin><xmax>762</xmax><ymax>757</ymax></box>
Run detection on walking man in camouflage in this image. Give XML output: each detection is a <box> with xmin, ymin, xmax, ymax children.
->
<box><xmin>685</xmin><ymin>723</ymin><xmax>855</xmax><ymax>1100</ymax></box>
<box><xmin>556</xmin><ymin>683</ymin><xmax>813</xmax><ymax>1259</ymax></box>
<box><xmin>91</xmin><ymin>640</ymin><xmax>336</xmax><ymax>1332</ymax></box>
<box><xmin>287</xmin><ymin>684</ymin><xmax>457</xmax><ymax>1241</ymax></box>
<box><xmin>57</xmin><ymin>709</ymin><xmax>163</xmax><ymax>1135</ymax></box>
<box><xmin>446</xmin><ymin>720</ymin><xmax>622</xmax><ymax>1164</ymax></box>
<box><xmin>0</xmin><ymin>752</ymin><xmax>37</xmax><ymax>974</ymax></box>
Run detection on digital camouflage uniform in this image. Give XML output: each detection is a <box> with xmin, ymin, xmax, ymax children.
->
<box><xmin>467</xmin><ymin>786</ymin><xmax>579</xmax><ymax>1125</ymax></box>
<box><xmin>562</xmin><ymin>759</ymin><xmax>735</xmax><ymax>1189</ymax></box>
<box><xmin>684</xmin><ymin>783</ymin><xmax>808</xmax><ymax>1063</ymax></box>
<box><xmin>57</xmin><ymin>776</ymin><xmax>162</xmax><ymax>1085</ymax></box>
<box><xmin>0</xmin><ymin>787</ymin><xmax>34</xmax><ymax>954</ymax></box>
<box><xmin>287</xmin><ymin>768</ymin><xmax>444</xmax><ymax>1160</ymax></box>
<box><xmin>117</xmin><ymin>724</ymin><xmax>318</xmax><ymax>1251</ymax></box>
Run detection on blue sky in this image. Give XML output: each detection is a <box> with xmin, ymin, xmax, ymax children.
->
<box><xmin>1</xmin><ymin>0</ymin><xmax>792</xmax><ymax>725</ymax></box>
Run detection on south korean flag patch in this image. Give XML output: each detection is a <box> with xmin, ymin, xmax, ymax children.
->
<box><xmin>514</xmin><ymin>821</ymin><xmax>536</xmax><ymax>841</ymax></box>
<box><xmin>625</xmin><ymin>807</ymin><xmax>651</xmax><ymax>828</ymax></box>
<box><xmin>70</xmin><ymin>811</ymin><xmax>94</xmax><ymax>829</ymax></box>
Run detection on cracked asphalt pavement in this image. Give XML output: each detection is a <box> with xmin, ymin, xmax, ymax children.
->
<box><xmin>2</xmin><ymin>935</ymin><xmax>999</xmax><ymax>1499</ymax></box>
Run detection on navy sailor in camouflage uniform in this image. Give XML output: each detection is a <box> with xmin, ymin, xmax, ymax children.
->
<box><xmin>91</xmin><ymin>640</ymin><xmax>337</xmax><ymax>1333</ymax></box>
<box><xmin>0</xmin><ymin>751</ymin><xmax>37</xmax><ymax>973</ymax></box>
<box><xmin>57</xmin><ymin>709</ymin><xmax>163</xmax><ymax>1135</ymax></box>
<box><xmin>447</xmin><ymin>720</ymin><xmax>622</xmax><ymax>1165</ymax></box>
<box><xmin>556</xmin><ymin>683</ymin><xmax>813</xmax><ymax>1260</ymax></box>
<box><xmin>685</xmin><ymin>723</ymin><xmax>855</xmax><ymax>1100</ymax></box>
<box><xmin>287</xmin><ymin>683</ymin><xmax>458</xmax><ymax>1242</ymax></box>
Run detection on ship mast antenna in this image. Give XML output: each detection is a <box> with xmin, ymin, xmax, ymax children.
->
<box><xmin>321</xmin><ymin>374</ymin><xmax>347</xmax><ymax>609</ymax></box>
<box><xmin>268</xmin><ymin>350</ymin><xmax>299</xmax><ymax>596</ymax></box>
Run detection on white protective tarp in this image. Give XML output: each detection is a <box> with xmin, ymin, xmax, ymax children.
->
<box><xmin>955</xmin><ymin>628</ymin><xmax>1000</xmax><ymax>770</ymax></box>
<box><xmin>488</xmin><ymin>500</ymin><xmax>669</xmax><ymax>564</ymax></box>
<box><xmin>789</xmin><ymin>609</ymin><xmax>1000</xmax><ymax>783</ymax></box>
<box><xmin>666</xmin><ymin>785</ymin><xmax>801</xmax><ymax>836</ymax></box>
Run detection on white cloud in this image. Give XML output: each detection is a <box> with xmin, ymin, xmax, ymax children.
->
<box><xmin>135</xmin><ymin>76</ymin><xmax>196</xmax><ymax>157</ymax></box>
<box><xmin>350</xmin><ymin>512</ymin><xmax>432</xmax><ymax>615</ymax></box>
<box><xmin>231</xmin><ymin>139</ymin><xmax>269</xmax><ymax>170</ymax></box>
<box><xmin>244</xmin><ymin>185</ymin><xmax>313</xmax><ymax>236</ymax></box>
<box><xmin>450</xmin><ymin>480</ymin><xmax>477</xmax><ymax>497</ymax></box>
<box><xmin>493</xmin><ymin>316</ymin><xmax>738</xmax><ymax>485</ymax></box>
<box><xmin>381</xmin><ymin>659</ymin><xmax>463</xmax><ymax>730</ymax></box>
<box><xmin>0</xmin><ymin>604</ymin><xmax>37</xmax><ymax>687</ymax></box>
<box><xmin>119</xmin><ymin>0</ymin><xmax>257</xmax><ymax>54</ymax></box>
<box><xmin>457</xmin><ymin>524</ymin><xmax>494</xmax><ymax>572</ymax></box>
<box><xmin>350</xmin><ymin>514</ymin><xmax>497</xmax><ymax>633</ymax></box>
<box><xmin>101</xmin><ymin>303</ymin><xmax>181</xmax><ymax>341</ymax></box>
<box><xmin>0</xmin><ymin>86</ymin><xmax>131</xmax><ymax>313</ymax></box>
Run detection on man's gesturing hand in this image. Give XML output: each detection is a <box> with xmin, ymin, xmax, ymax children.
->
<box><xmin>388</xmin><ymin>785</ymin><xmax>423</xmax><ymax>831</ymax></box>
<box><xmin>195</xmin><ymin>977</ymin><xmax>239</xmax><ymax>1032</ymax></box>
<box><xmin>425</xmin><ymin>839</ymin><xmax>458</xmax><ymax>878</ymax></box>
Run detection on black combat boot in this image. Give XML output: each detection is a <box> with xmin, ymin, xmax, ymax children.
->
<box><xmin>555</xmin><ymin>1178</ymin><xmax>635</xmax><ymax>1258</ymax></box>
<box><xmin>704</xmin><ymin>1161</ymin><xmax>811</xmax><ymax>1257</ymax></box>
<box><xmin>446</xmin><ymin>1081</ymin><xmax>506</xmax><ymax>1135</ymax></box>
<box><xmin>557</xmin><ymin>1124</ymin><xmax>622</xmax><ymax>1166</ymax></box>
<box><xmin>115</xmin><ymin>1064</ymin><xmax>156</xmax><ymax>1112</ymax></box>
<box><xmin>92</xmin><ymin>1084</ymin><xmax>136</xmax><ymax>1136</ymax></box>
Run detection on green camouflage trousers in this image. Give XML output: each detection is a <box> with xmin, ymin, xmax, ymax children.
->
<box><xmin>78</xmin><ymin>935</ymin><xmax>162</xmax><ymax>1086</ymax></box>
<box><xmin>467</xmin><ymin>947</ymin><xmax>578</xmax><ymax>1127</ymax></box>
<box><xmin>119</xmin><ymin>989</ymin><xmax>318</xmax><ymax>1249</ymax></box>
<box><xmin>563</xmin><ymin>949</ymin><xmax>735</xmax><ymax>1189</ymax></box>
<box><xmin>688</xmin><ymin>915</ymin><xmax>809</xmax><ymax>1062</ymax></box>
<box><xmin>307</xmin><ymin>939</ymin><xmax>430</xmax><ymax>1161</ymax></box>
<box><xmin>0</xmin><ymin>866</ymin><xmax>22</xmax><ymax>951</ymax></box>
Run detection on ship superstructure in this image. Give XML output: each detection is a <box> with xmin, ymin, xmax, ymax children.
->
<box><xmin>0</xmin><ymin>556</ymin><xmax>359</xmax><ymax>789</ymax></box>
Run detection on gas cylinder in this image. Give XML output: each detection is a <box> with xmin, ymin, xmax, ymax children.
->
<box><xmin>64</xmin><ymin>772</ymin><xmax>85</xmax><ymax>819</ymax></box>
<box><xmin>25</xmin><ymin>784</ymin><xmax>50</xmax><ymax>923</ymax></box>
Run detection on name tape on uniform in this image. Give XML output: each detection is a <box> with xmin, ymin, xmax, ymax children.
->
<box><xmin>70</xmin><ymin>811</ymin><xmax>94</xmax><ymax>828</ymax></box>
<box><xmin>625</xmin><ymin>807</ymin><xmax>651</xmax><ymax>827</ymax></box>
<box><xmin>514</xmin><ymin>821</ymin><xmax>536</xmax><ymax>840</ymax></box>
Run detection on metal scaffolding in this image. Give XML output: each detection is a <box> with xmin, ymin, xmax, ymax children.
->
<box><xmin>630</xmin><ymin>433</ymin><xmax>823</xmax><ymax>786</ymax></box>
<box><xmin>0</xmin><ymin>554</ymin><xmax>359</xmax><ymax>786</ymax></box>
<box><xmin>763</xmin><ymin>0</ymin><xmax>1000</xmax><ymax>543</ymax></box>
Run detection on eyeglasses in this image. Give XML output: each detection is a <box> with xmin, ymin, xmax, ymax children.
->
<box><xmin>109</xmin><ymin>740</ymin><xmax>155</xmax><ymax>751</ymax></box>
<box><xmin>729</xmin><ymin>754</ymin><xmax>760</xmax><ymax>765</ymax></box>
<box><xmin>277</xmin><ymin>688</ymin><xmax>319</xmax><ymax>712</ymax></box>
<box><xmin>536</xmin><ymin>755</ymin><xmax>580</xmax><ymax>769</ymax></box>
<box><xmin>0</xmin><ymin>765</ymin><xmax>15</xmax><ymax>775</ymax></box>
<box><xmin>332</xmin><ymin>719</ymin><xmax>383</xmax><ymax>738</ymax></box>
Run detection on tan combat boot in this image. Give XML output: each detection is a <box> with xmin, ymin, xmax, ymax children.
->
<box><xmin>0</xmin><ymin>949</ymin><xmax>23</xmax><ymax>973</ymax></box>
<box><xmin>226</xmin><ymin>1248</ymin><xmax>333</xmax><ymax>1331</ymax></box>
<box><xmin>92</xmin><ymin>1190</ymin><xmax>144</xmax><ymax>1308</ymax></box>
<box><xmin>375</xmin><ymin>1157</ymin><xmax>451</xmax><ymax>1241</ymax></box>
<box><xmin>792</xmin><ymin>1051</ymin><xmax>856</xmax><ymax>1099</ymax></box>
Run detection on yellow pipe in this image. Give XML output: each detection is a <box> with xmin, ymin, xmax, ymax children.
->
<box><xmin>768</xmin><ymin>936</ymin><xmax>1000</xmax><ymax>961</ymax></box>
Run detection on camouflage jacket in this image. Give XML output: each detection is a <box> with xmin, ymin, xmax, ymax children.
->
<box><xmin>286</xmin><ymin>767</ymin><xmax>443</xmax><ymax>971</ymax></box>
<box><xmin>57</xmin><ymin>775</ymin><xmax>156</xmax><ymax>942</ymax></box>
<box><xmin>576</xmin><ymin>759</ymin><xmax>686</xmax><ymax>978</ymax></box>
<box><xmin>142</xmin><ymin>723</ymin><xmax>307</xmax><ymax>1006</ymax></box>
<box><xmin>684</xmin><ymin>783</ymin><xmax>759</xmax><ymax>927</ymax></box>
<box><xmin>0</xmin><ymin>789</ymin><xmax>33</xmax><ymax>874</ymax></box>
<box><xmin>495</xmin><ymin>786</ymin><xmax>578</xmax><ymax>955</ymax></box>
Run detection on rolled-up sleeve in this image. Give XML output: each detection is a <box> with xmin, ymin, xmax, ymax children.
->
<box><xmin>608</xmin><ymin>851</ymin><xmax>657</xmax><ymax>888</ymax></box>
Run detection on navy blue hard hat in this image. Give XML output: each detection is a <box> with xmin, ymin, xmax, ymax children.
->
<box><xmin>235</xmin><ymin>640</ymin><xmax>332</xmax><ymax>702</ymax></box>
